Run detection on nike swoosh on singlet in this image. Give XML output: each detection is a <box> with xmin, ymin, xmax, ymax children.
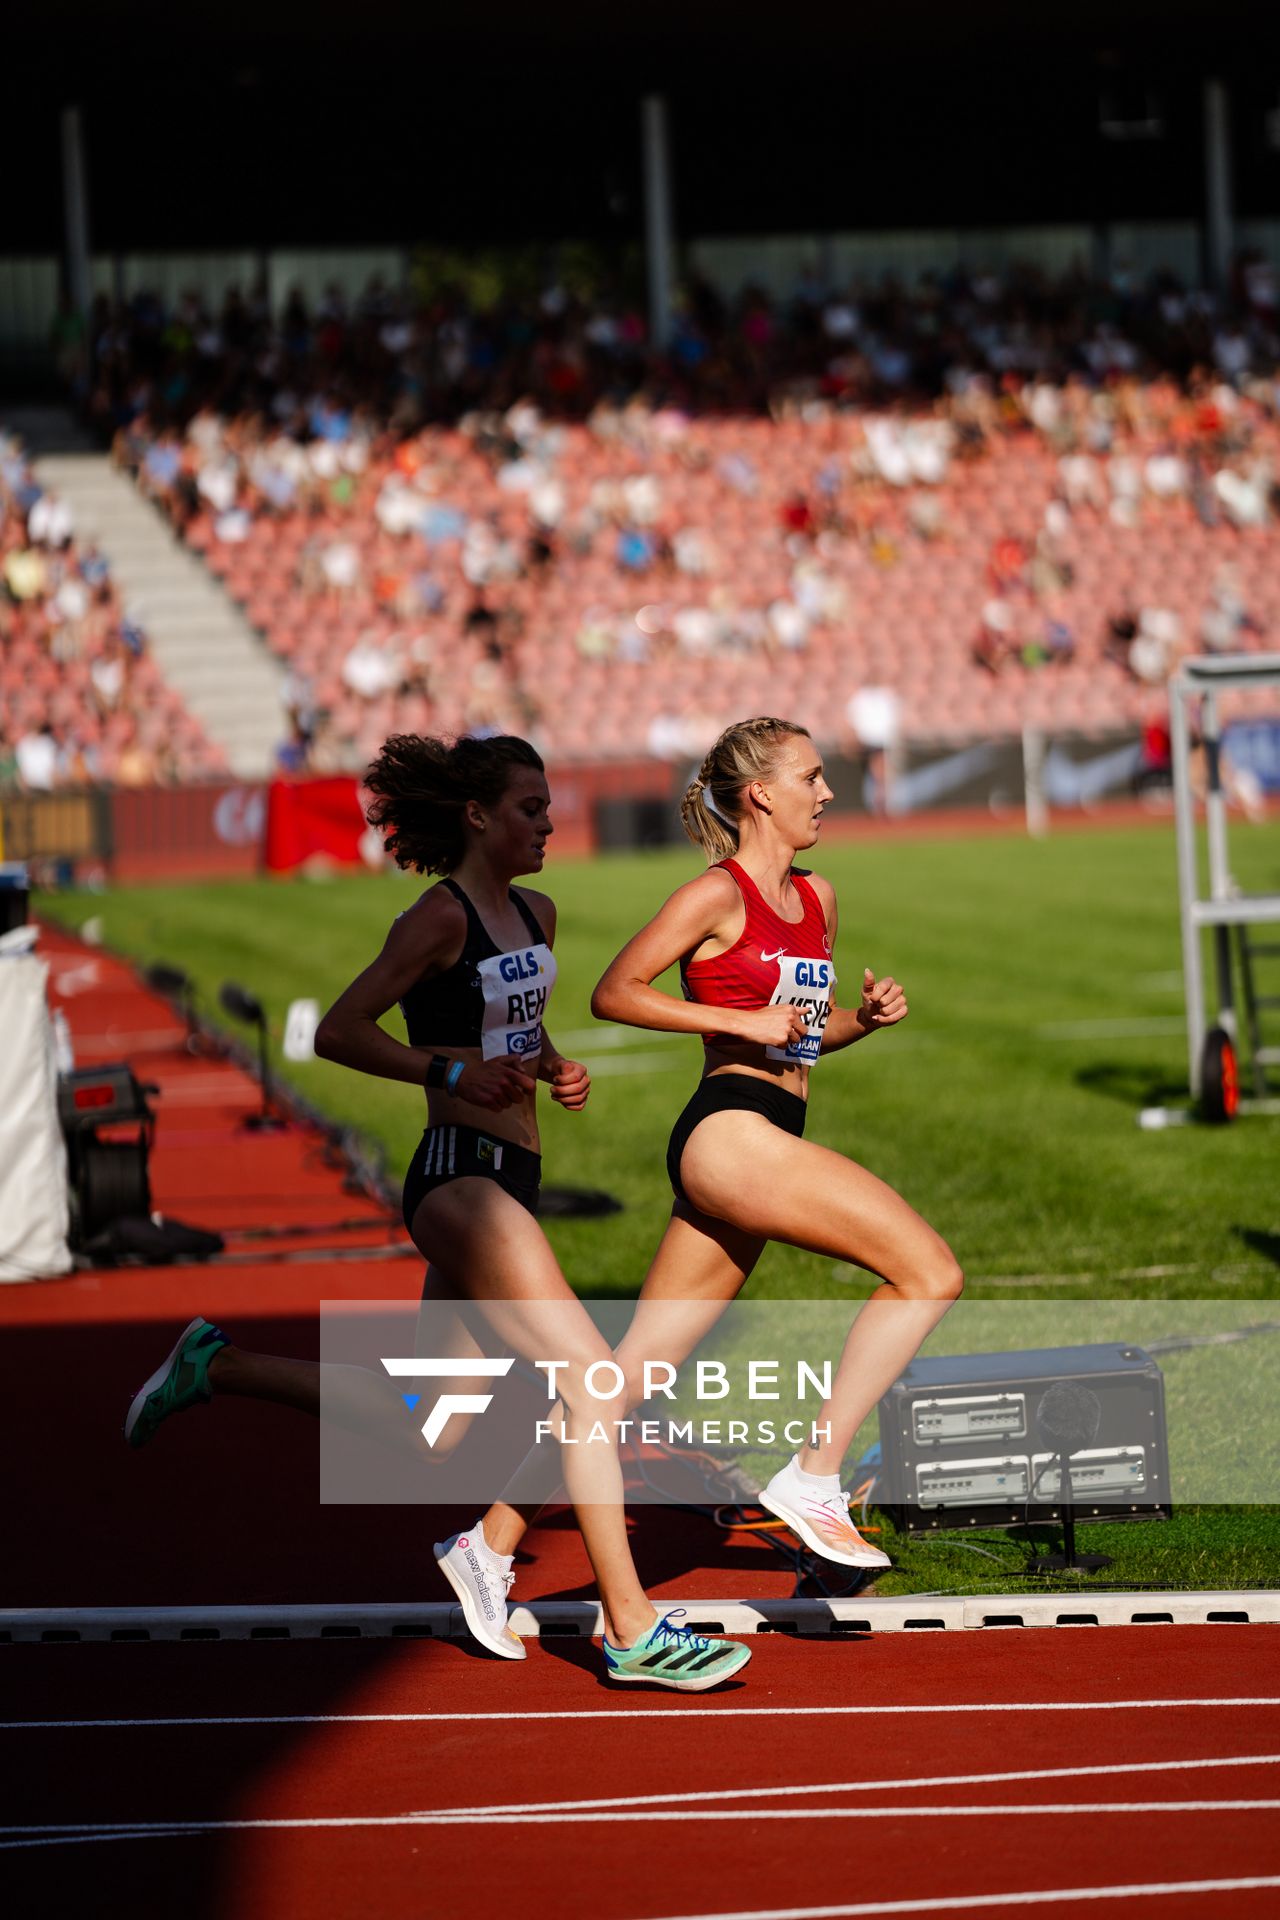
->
<box><xmin>761</xmin><ymin>948</ymin><xmax>789</xmax><ymax>964</ymax></box>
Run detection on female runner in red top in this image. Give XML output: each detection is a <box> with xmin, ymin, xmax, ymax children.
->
<box><xmin>478</xmin><ymin>715</ymin><xmax>962</xmax><ymax>1573</ymax></box>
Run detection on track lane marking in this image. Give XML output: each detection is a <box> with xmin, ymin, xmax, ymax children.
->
<box><xmin>2</xmin><ymin>1799</ymin><xmax>1278</xmax><ymax>1847</ymax></box>
<box><xmin>649</xmin><ymin>1878</ymin><xmax>1280</xmax><ymax>1920</ymax></box>
<box><xmin>5</xmin><ymin>1697</ymin><xmax>1278</xmax><ymax>1731</ymax></box>
<box><xmin>306</xmin><ymin>1750</ymin><xmax>1280</xmax><ymax>1819</ymax></box>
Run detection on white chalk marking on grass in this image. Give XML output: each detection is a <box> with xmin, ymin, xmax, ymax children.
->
<box><xmin>4</xmin><ymin>1698</ymin><xmax>1279</xmax><ymax>1734</ymax></box>
<box><xmin>965</xmin><ymin>1262</ymin><xmax>1272</xmax><ymax>1289</ymax></box>
<box><xmin>1134</xmin><ymin>971</ymin><xmax>1186</xmax><ymax>992</ymax></box>
<box><xmin>1035</xmin><ymin>1017</ymin><xmax>1186</xmax><ymax>1040</ymax></box>
<box><xmin>652</xmin><ymin>1877</ymin><xmax>1280</xmax><ymax>1920</ymax></box>
<box><xmin>574</xmin><ymin>1051</ymin><xmax>689</xmax><ymax>1077</ymax></box>
<box><xmin>554</xmin><ymin>1027</ymin><xmax>684</xmax><ymax>1052</ymax></box>
<box><xmin>3</xmin><ymin>1800</ymin><xmax>1278</xmax><ymax>1849</ymax></box>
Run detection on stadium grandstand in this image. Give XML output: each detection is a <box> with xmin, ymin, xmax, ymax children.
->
<box><xmin>5</xmin><ymin>13</ymin><xmax>1280</xmax><ymax>1920</ymax></box>
<box><xmin>3</xmin><ymin>12</ymin><xmax>1280</xmax><ymax>831</ymax></box>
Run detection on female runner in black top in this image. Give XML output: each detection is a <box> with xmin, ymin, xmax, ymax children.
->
<box><xmin>122</xmin><ymin>733</ymin><xmax>751</xmax><ymax>1688</ymax></box>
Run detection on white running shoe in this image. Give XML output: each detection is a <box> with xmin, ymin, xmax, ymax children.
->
<box><xmin>759</xmin><ymin>1458</ymin><xmax>891</xmax><ymax>1569</ymax></box>
<box><xmin>434</xmin><ymin>1530</ymin><xmax>526</xmax><ymax>1660</ymax></box>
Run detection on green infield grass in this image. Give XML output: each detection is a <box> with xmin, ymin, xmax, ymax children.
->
<box><xmin>37</xmin><ymin>814</ymin><xmax>1280</xmax><ymax>1592</ymax></box>
<box><xmin>39</xmin><ymin>816</ymin><xmax>1280</xmax><ymax>1302</ymax></box>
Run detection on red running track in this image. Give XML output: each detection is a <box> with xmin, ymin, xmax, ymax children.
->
<box><xmin>9</xmin><ymin>925</ymin><xmax>797</xmax><ymax>1610</ymax></box>
<box><xmin>3</xmin><ymin>1628</ymin><xmax>1279</xmax><ymax>1919</ymax></box>
<box><xmin>7</xmin><ymin>924</ymin><xmax>1279</xmax><ymax>1917</ymax></box>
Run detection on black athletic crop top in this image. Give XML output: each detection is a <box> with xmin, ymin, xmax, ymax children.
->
<box><xmin>398</xmin><ymin>878</ymin><xmax>556</xmax><ymax>1063</ymax></box>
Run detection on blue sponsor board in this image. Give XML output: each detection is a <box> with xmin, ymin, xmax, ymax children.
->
<box><xmin>1225</xmin><ymin>721</ymin><xmax>1280</xmax><ymax>793</ymax></box>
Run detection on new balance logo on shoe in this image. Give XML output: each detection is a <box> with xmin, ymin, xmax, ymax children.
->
<box><xmin>462</xmin><ymin>1545</ymin><xmax>498</xmax><ymax>1620</ymax></box>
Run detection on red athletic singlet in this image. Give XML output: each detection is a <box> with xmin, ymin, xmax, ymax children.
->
<box><xmin>681</xmin><ymin>858</ymin><xmax>836</xmax><ymax>1066</ymax></box>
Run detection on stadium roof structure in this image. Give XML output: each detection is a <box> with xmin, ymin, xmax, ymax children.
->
<box><xmin>15</xmin><ymin>0</ymin><xmax>1280</xmax><ymax>53</ymax></box>
<box><xmin>9</xmin><ymin>4</ymin><xmax>1280</xmax><ymax>254</ymax></box>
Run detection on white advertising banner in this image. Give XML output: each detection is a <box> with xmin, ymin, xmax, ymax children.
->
<box><xmin>0</xmin><ymin>944</ymin><xmax>72</xmax><ymax>1281</ymax></box>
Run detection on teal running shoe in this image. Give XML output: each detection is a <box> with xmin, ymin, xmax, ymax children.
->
<box><xmin>124</xmin><ymin>1317</ymin><xmax>230</xmax><ymax>1448</ymax></box>
<box><xmin>601</xmin><ymin>1609</ymin><xmax>752</xmax><ymax>1692</ymax></box>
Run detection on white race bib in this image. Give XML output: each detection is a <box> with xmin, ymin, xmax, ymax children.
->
<box><xmin>477</xmin><ymin>943</ymin><xmax>556</xmax><ymax>1062</ymax></box>
<box><xmin>765</xmin><ymin>955</ymin><xmax>835</xmax><ymax>1066</ymax></box>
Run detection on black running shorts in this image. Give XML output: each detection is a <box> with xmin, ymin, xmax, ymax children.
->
<box><xmin>666</xmin><ymin>1073</ymin><xmax>807</xmax><ymax>1205</ymax></box>
<box><xmin>402</xmin><ymin>1124</ymin><xmax>542</xmax><ymax>1232</ymax></box>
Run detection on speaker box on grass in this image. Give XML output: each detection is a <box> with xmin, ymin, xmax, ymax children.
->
<box><xmin>877</xmin><ymin>1343</ymin><xmax>1172</xmax><ymax>1533</ymax></box>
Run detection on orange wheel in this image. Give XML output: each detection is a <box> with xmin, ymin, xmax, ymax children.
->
<box><xmin>1201</xmin><ymin>1027</ymin><xmax>1239</xmax><ymax>1124</ymax></box>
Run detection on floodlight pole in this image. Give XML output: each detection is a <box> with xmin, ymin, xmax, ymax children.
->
<box><xmin>60</xmin><ymin>106</ymin><xmax>92</xmax><ymax>322</ymax></box>
<box><xmin>642</xmin><ymin>94</ymin><xmax>676</xmax><ymax>353</ymax></box>
<box><xmin>1203</xmin><ymin>78</ymin><xmax>1234</xmax><ymax>294</ymax></box>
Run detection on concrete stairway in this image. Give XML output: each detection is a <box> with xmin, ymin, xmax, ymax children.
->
<box><xmin>17</xmin><ymin>413</ymin><xmax>284</xmax><ymax>780</ymax></box>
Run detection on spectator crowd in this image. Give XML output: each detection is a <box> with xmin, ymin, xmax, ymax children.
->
<box><xmin>7</xmin><ymin>251</ymin><xmax>1278</xmax><ymax>789</ymax></box>
<box><xmin>82</xmin><ymin>251</ymin><xmax>1280</xmax><ymax>433</ymax></box>
<box><xmin>97</xmin><ymin>253</ymin><xmax>1280</xmax><ymax>770</ymax></box>
<box><xmin>0</xmin><ymin>433</ymin><xmax>227</xmax><ymax>790</ymax></box>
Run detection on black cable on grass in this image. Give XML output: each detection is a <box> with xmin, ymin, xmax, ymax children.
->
<box><xmin>630</xmin><ymin>1444</ymin><xmax>874</xmax><ymax>1601</ymax></box>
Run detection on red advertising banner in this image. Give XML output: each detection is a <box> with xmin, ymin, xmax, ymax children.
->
<box><xmin>110</xmin><ymin>782</ymin><xmax>266</xmax><ymax>883</ymax></box>
<box><xmin>264</xmin><ymin>777</ymin><xmax>370</xmax><ymax>873</ymax></box>
<box><xmin>90</xmin><ymin>758</ymin><xmax>680</xmax><ymax>883</ymax></box>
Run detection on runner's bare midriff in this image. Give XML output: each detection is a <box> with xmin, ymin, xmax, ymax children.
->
<box><xmin>424</xmin><ymin>1046</ymin><xmax>542</xmax><ymax>1152</ymax></box>
<box><xmin>702</xmin><ymin>1040</ymin><xmax>811</xmax><ymax>1102</ymax></box>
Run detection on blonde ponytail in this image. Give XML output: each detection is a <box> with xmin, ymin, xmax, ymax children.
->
<box><xmin>679</xmin><ymin>775</ymin><xmax>739</xmax><ymax>864</ymax></box>
<box><xmin>679</xmin><ymin>717</ymin><xmax>811</xmax><ymax>863</ymax></box>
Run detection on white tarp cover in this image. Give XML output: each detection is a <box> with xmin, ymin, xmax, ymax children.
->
<box><xmin>0</xmin><ymin>948</ymin><xmax>72</xmax><ymax>1280</ymax></box>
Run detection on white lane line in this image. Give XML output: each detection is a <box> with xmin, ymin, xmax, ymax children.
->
<box><xmin>345</xmin><ymin>1751</ymin><xmax>1280</xmax><ymax>1820</ymax></box>
<box><xmin>6</xmin><ymin>1698</ymin><xmax>1279</xmax><ymax>1733</ymax></box>
<box><xmin>3</xmin><ymin>1800</ymin><xmax>1278</xmax><ymax>1848</ymax></box>
<box><xmin>651</xmin><ymin>1877</ymin><xmax>1280</xmax><ymax>1920</ymax></box>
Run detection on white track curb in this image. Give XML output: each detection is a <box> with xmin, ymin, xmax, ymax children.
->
<box><xmin>1</xmin><ymin>1590</ymin><xmax>1276</xmax><ymax>1644</ymax></box>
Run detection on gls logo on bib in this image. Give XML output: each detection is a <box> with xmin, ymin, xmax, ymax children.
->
<box><xmin>478</xmin><ymin>943</ymin><xmax>557</xmax><ymax>1060</ymax></box>
<box><xmin>765</xmin><ymin>955</ymin><xmax>835</xmax><ymax>1065</ymax></box>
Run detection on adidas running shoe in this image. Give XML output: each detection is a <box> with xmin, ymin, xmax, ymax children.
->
<box><xmin>759</xmin><ymin>1456</ymin><xmax>890</xmax><ymax>1568</ymax></box>
<box><xmin>434</xmin><ymin>1530</ymin><xmax>526</xmax><ymax>1660</ymax></box>
<box><xmin>124</xmin><ymin>1317</ymin><xmax>229</xmax><ymax>1448</ymax></box>
<box><xmin>602</xmin><ymin>1609</ymin><xmax>751</xmax><ymax>1692</ymax></box>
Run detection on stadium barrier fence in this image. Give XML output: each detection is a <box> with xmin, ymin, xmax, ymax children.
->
<box><xmin>0</xmin><ymin>733</ymin><xmax>1161</xmax><ymax>883</ymax></box>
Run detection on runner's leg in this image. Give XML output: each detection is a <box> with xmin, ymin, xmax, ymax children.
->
<box><xmin>207</xmin><ymin>1272</ymin><xmax>487</xmax><ymax>1459</ymax></box>
<box><xmin>414</xmin><ymin>1177</ymin><xmax>658</xmax><ymax>1648</ymax></box>
<box><xmin>481</xmin><ymin>1204</ymin><xmax>764</xmax><ymax>1552</ymax></box>
<box><xmin>680</xmin><ymin>1115</ymin><xmax>962</xmax><ymax>1471</ymax></box>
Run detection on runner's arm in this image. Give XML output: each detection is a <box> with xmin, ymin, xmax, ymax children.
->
<box><xmin>514</xmin><ymin>894</ymin><xmax>590</xmax><ymax>1107</ymax></box>
<box><xmin>315</xmin><ymin>893</ymin><xmax>535</xmax><ymax>1103</ymax></box>
<box><xmin>807</xmin><ymin>876</ymin><xmax>909</xmax><ymax>1052</ymax></box>
<box><xmin>822</xmin><ymin>970</ymin><xmax>909</xmax><ymax>1051</ymax></box>
<box><xmin>591</xmin><ymin>871</ymin><xmax>808</xmax><ymax>1049</ymax></box>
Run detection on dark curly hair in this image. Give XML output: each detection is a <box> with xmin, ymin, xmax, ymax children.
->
<box><xmin>364</xmin><ymin>734</ymin><xmax>545</xmax><ymax>874</ymax></box>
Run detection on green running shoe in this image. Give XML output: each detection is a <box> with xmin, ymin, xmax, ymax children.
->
<box><xmin>601</xmin><ymin>1609</ymin><xmax>752</xmax><ymax>1692</ymax></box>
<box><xmin>124</xmin><ymin>1317</ymin><xmax>230</xmax><ymax>1448</ymax></box>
